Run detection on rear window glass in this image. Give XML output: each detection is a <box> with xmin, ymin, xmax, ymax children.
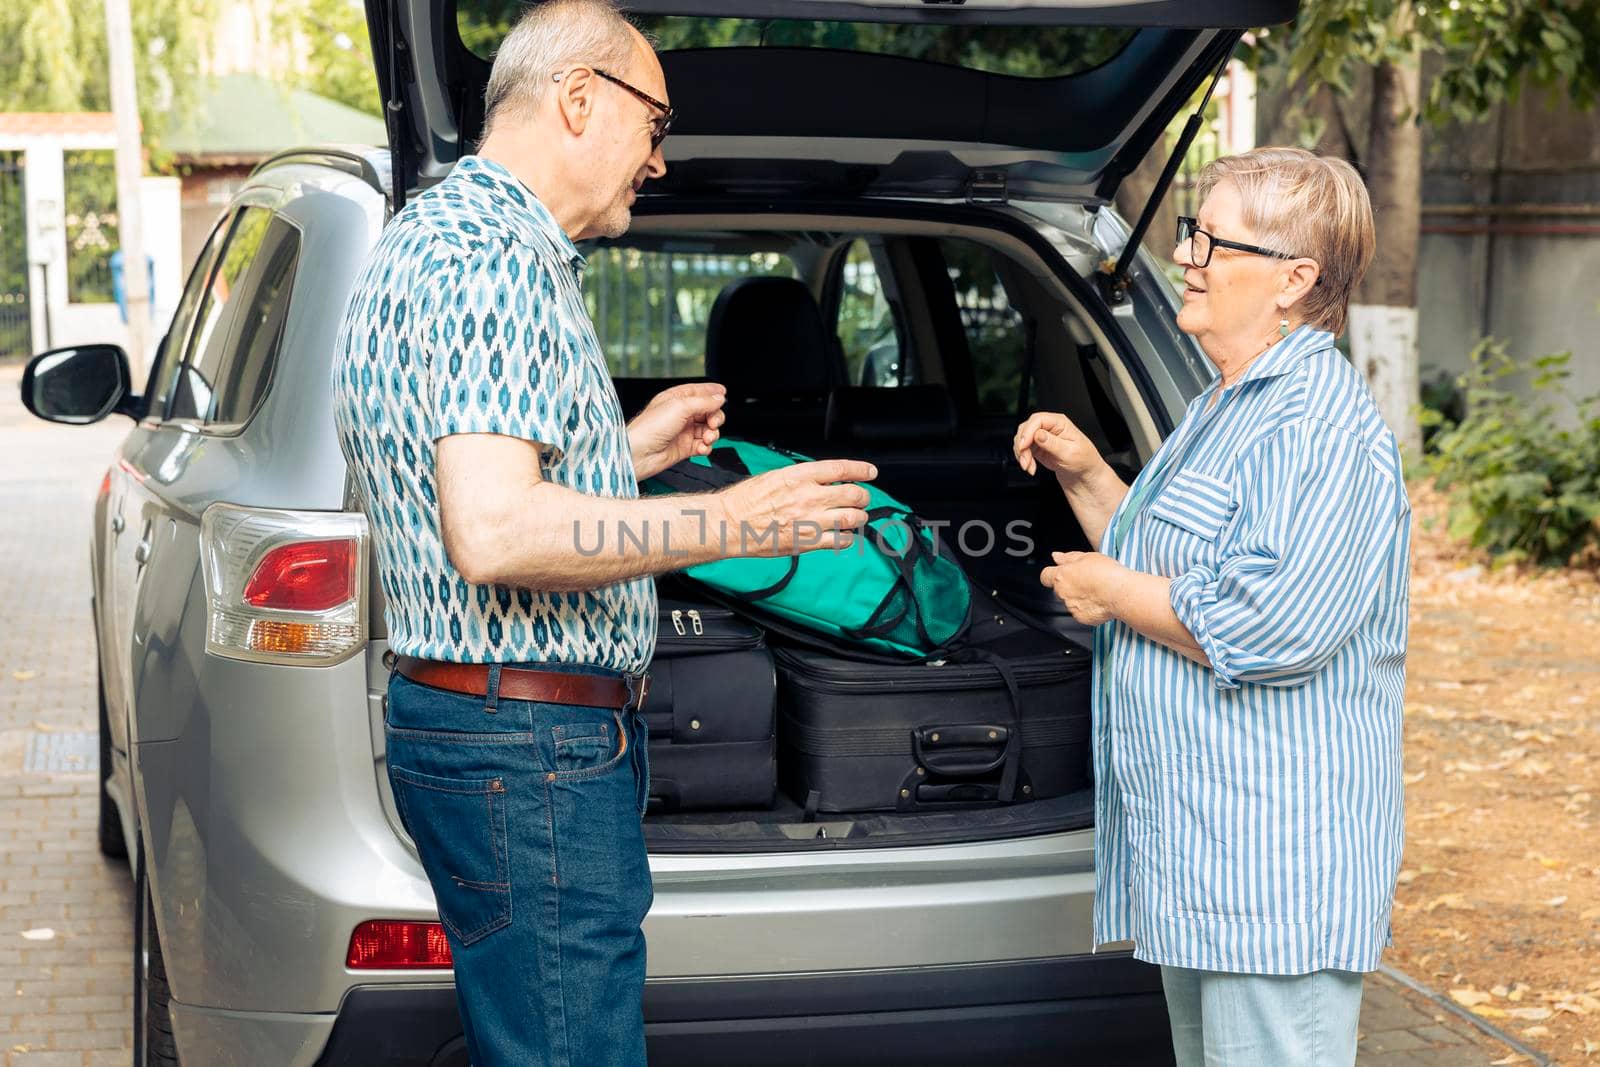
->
<box><xmin>458</xmin><ymin>9</ymin><xmax>1134</xmax><ymax>78</ymax></box>
<box><xmin>941</xmin><ymin>239</ymin><xmax>1027</xmax><ymax>417</ymax></box>
<box><xmin>578</xmin><ymin>243</ymin><xmax>798</xmax><ymax>378</ymax></box>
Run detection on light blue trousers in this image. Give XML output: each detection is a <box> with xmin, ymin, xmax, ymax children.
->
<box><xmin>1160</xmin><ymin>966</ymin><xmax>1365</xmax><ymax>1067</ymax></box>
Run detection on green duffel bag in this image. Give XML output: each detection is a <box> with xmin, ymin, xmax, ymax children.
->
<box><xmin>642</xmin><ymin>439</ymin><xmax>972</xmax><ymax>658</ymax></box>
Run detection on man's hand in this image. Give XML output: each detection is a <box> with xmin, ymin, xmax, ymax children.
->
<box><xmin>1014</xmin><ymin>411</ymin><xmax>1107</xmax><ymax>486</ymax></box>
<box><xmin>628</xmin><ymin>382</ymin><xmax>727</xmax><ymax>481</ymax></box>
<box><xmin>1039</xmin><ymin>550</ymin><xmax>1125</xmax><ymax>627</ymax></box>
<box><xmin>717</xmin><ymin>459</ymin><xmax>878</xmax><ymax>557</ymax></box>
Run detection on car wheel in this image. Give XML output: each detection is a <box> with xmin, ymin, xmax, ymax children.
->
<box><xmin>133</xmin><ymin>846</ymin><xmax>181</xmax><ymax>1066</ymax></box>
<box><xmin>97</xmin><ymin>673</ymin><xmax>127</xmax><ymax>860</ymax></box>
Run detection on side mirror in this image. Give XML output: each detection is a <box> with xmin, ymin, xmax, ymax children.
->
<box><xmin>20</xmin><ymin>344</ymin><xmax>138</xmax><ymax>425</ymax></box>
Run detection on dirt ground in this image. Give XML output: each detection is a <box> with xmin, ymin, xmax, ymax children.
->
<box><xmin>1393</xmin><ymin>483</ymin><xmax>1600</xmax><ymax>1063</ymax></box>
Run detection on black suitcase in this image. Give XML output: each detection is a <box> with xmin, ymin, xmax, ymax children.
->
<box><xmin>643</xmin><ymin>599</ymin><xmax>777</xmax><ymax>813</ymax></box>
<box><xmin>774</xmin><ymin>607</ymin><xmax>1091</xmax><ymax>814</ymax></box>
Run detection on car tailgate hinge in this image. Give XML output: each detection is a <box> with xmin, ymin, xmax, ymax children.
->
<box><xmin>966</xmin><ymin>170</ymin><xmax>1007</xmax><ymax>204</ymax></box>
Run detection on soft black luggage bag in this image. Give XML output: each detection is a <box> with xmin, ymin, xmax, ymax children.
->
<box><xmin>774</xmin><ymin>605</ymin><xmax>1091</xmax><ymax>814</ymax></box>
<box><xmin>643</xmin><ymin>599</ymin><xmax>777</xmax><ymax>812</ymax></box>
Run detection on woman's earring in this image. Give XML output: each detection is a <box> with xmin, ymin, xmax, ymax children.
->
<box><xmin>1279</xmin><ymin>317</ymin><xmax>1290</xmax><ymax>338</ymax></box>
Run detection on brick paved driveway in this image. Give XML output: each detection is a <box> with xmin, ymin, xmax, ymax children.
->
<box><xmin>0</xmin><ymin>361</ymin><xmax>1527</xmax><ymax>1065</ymax></box>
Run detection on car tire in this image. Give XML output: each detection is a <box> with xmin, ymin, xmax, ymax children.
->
<box><xmin>134</xmin><ymin>846</ymin><xmax>181</xmax><ymax>1066</ymax></box>
<box><xmin>97</xmin><ymin>672</ymin><xmax>127</xmax><ymax>860</ymax></box>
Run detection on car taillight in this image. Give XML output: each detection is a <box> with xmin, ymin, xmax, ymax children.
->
<box><xmin>200</xmin><ymin>504</ymin><xmax>368</xmax><ymax>665</ymax></box>
<box><xmin>242</xmin><ymin>540</ymin><xmax>357</xmax><ymax>611</ymax></box>
<box><xmin>346</xmin><ymin>920</ymin><xmax>454</xmax><ymax>969</ymax></box>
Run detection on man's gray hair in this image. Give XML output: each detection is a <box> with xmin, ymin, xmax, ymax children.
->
<box><xmin>483</xmin><ymin>0</ymin><xmax>642</xmax><ymax>132</ymax></box>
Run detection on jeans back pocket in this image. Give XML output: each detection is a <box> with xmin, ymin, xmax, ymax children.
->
<box><xmin>389</xmin><ymin>765</ymin><xmax>513</xmax><ymax>945</ymax></box>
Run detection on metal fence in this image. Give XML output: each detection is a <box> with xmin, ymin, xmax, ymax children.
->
<box><xmin>64</xmin><ymin>149</ymin><xmax>117</xmax><ymax>305</ymax></box>
<box><xmin>0</xmin><ymin>151</ymin><xmax>30</xmax><ymax>359</ymax></box>
<box><xmin>584</xmin><ymin>247</ymin><xmax>794</xmax><ymax>378</ymax></box>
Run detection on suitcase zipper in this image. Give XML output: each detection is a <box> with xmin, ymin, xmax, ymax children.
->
<box><xmin>775</xmin><ymin>650</ymin><xmax>1081</xmax><ymax>690</ymax></box>
<box><xmin>655</xmin><ymin>605</ymin><xmax>764</xmax><ymax>652</ymax></box>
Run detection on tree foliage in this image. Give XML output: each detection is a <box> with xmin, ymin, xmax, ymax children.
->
<box><xmin>273</xmin><ymin>0</ymin><xmax>383</xmax><ymax>116</ymax></box>
<box><xmin>1243</xmin><ymin>0</ymin><xmax>1600</xmax><ymax>129</ymax></box>
<box><xmin>0</xmin><ymin>0</ymin><xmax>220</xmax><ymax>159</ymax></box>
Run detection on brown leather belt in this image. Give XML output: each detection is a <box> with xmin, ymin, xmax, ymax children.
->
<box><xmin>393</xmin><ymin>656</ymin><xmax>647</xmax><ymax>710</ymax></box>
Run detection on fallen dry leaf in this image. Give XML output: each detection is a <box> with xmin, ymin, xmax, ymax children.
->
<box><xmin>1424</xmin><ymin>893</ymin><xmax>1476</xmax><ymax>913</ymax></box>
<box><xmin>1490</xmin><ymin>1055</ymin><xmax>1526</xmax><ymax>1065</ymax></box>
<box><xmin>1547</xmin><ymin>896</ymin><xmax>1569</xmax><ymax>908</ymax></box>
<box><xmin>1507</xmin><ymin>1006</ymin><xmax>1554</xmax><ymax>1021</ymax></box>
<box><xmin>11</xmin><ymin>669</ymin><xmax>36</xmax><ymax>681</ymax></box>
<box><xmin>1451</xmin><ymin>988</ymin><xmax>1494</xmax><ymax>1008</ymax></box>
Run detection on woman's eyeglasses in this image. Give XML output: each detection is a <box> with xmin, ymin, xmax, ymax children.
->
<box><xmin>1176</xmin><ymin>216</ymin><xmax>1297</xmax><ymax>268</ymax></box>
<box><xmin>553</xmin><ymin>67</ymin><xmax>675</xmax><ymax>149</ymax></box>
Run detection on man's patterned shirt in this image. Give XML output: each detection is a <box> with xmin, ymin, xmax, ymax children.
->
<box><xmin>333</xmin><ymin>155</ymin><xmax>655</xmax><ymax>671</ymax></box>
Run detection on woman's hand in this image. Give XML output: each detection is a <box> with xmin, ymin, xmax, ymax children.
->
<box><xmin>1014</xmin><ymin>412</ymin><xmax>1106</xmax><ymax>486</ymax></box>
<box><xmin>1040</xmin><ymin>550</ymin><xmax>1125</xmax><ymax>627</ymax></box>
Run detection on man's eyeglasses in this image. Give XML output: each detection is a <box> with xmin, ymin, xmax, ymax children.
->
<box><xmin>553</xmin><ymin>67</ymin><xmax>675</xmax><ymax>149</ymax></box>
<box><xmin>1176</xmin><ymin>216</ymin><xmax>1297</xmax><ymax>269</ymax></box>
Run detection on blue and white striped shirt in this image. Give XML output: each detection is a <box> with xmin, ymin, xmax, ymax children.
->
<box><xmin>1092</xmin><ymin>325</ymin><xmax>1410</xmax><ymax>975</ymax></box>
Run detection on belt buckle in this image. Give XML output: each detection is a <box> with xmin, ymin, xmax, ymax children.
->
<box><xmin>628</xmin><ymin>671</ymin><xmax>651</xmax><ymax>709</ymax></box>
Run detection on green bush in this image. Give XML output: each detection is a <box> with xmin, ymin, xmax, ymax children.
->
<box><xmin>1421</xmin><ymin>339</ymin><xmax>1600</xmax><ymax>567</ymax></box>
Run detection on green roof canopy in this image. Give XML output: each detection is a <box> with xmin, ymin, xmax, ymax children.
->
<box><xmin>163</xmin><ymin>73</ymin><xmax>385</xmax><ymax>161</ymax></box>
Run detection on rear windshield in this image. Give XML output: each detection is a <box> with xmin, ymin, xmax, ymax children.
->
<box><xmin>458</xmin><ymin>8</ymin><xmax>1134</xmax><ymax>79</ymax></box>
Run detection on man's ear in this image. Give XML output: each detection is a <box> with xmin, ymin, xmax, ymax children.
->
<box><xmin>554</xmin><ymin>67</ymin><xmax>596</xmax><ymax>136</ymax></box>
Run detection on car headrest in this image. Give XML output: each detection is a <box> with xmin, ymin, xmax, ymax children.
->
<box><xmin>825</xmin><ymin>385</ymin><xmax>959</xmax><ymax>445</ymax></box>
<box><xmin>705</xmin><ymin>277</ymin><xmax>835</xmax><ymax>397</ymax></box>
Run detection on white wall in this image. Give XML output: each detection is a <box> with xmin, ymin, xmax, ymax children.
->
<box><xmin>0</xmin><ymin>129</ymin><xmax>182</xmax><ymax>361</ymax></box>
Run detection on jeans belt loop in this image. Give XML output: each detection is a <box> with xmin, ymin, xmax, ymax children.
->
<box><xmin>484</xmin><ymin>663</ymin><xmax>502</xmax><ymax>715</ymax></box>
<box><xmin>626</xmin><ymin>671</ymin><xmax>650</xmax><ymax>710</ymax></box>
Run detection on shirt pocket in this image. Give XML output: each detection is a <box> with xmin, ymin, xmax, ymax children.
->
<box><xmin>1141</xmin><ymin>469</ymin><xmax>1236</xmax><ymax>577</ymax></box>
<box><xmin>1161</xmin><ymin>752</ymin><xmax>1317</xmax><ymax>926</ymax></box>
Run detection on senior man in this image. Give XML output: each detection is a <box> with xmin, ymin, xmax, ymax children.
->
<box><xmin>332</xmin><ymin>3</ymin><xmax>874</xmax><ymax>1063</ymax></box>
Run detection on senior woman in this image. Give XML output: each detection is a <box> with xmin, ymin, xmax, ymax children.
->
<box><xmin>1016</xmin><ymin>146</ymin><xmax>1408</xmax><ymax>1065</ymax></box>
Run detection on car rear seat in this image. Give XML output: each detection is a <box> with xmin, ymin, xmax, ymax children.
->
<box><xmin>815</xmin><ymin>384</ymin><xmax>1095</xmax><ymax>580</ymax></box>
<box><xmin>813</xmin><ymin>385</ymin><xmax>1008</xmax><ymax>506</ymax></box>
<box><xmin>704</xmin><ymin>277</ymin><xmax>841</xmax><ymax>445</ymax></box>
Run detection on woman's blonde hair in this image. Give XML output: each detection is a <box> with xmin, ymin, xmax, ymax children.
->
<box><xmin>1196</xmin><ymin>147</ymin><xmax>1375</xmax><ymax>336</ymax></box>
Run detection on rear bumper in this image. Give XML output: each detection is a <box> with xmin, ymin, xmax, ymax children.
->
<box><xmin>307</xmin><ymin>954</ymin><xmax>1173</xmax><ymax>1067</ymax></box>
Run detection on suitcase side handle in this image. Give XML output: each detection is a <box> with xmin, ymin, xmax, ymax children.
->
<box><xmin>912</xmin><ymin>724</ymin><xmax>1012</xmax><ymax>777</ymax></box>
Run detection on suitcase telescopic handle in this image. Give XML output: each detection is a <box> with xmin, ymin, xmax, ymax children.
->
<box><xmin>912</xmin><ymin>724</ymin><xmax>1012</xmax><ymax>777</ymax></box>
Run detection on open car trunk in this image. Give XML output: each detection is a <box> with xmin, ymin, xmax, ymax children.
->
<box><xmin>577</xmin><ymin>202</ymin><xmax>1155</xmax><ymax>853</ymax></box>
<box><xmin>367</xmin><ymin>0</ymin><xmax>1297</xmax><ymax>203</ymax></box>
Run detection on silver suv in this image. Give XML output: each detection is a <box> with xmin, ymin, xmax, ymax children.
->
<box><xmin>22</xmin><ymin>1</ymin><xmax>1295</xmax><ymax>1063</ymax></box>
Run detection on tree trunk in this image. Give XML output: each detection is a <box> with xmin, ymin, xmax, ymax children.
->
<box><xmin>1349</xmin><ymin>56</ymin><xmax>1423</xmax><ymax>457</ymax></box>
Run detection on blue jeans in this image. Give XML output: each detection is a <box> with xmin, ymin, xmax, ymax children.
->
<box><xmin>1161</xmin><ymin>966</ymin><xmax>1364</xmax><ymax>1067</ymax></box>
<box><xmin>384</xmin><ymin>666</ymin><xmax>653</xmax><ymax>1067</ymax></box>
